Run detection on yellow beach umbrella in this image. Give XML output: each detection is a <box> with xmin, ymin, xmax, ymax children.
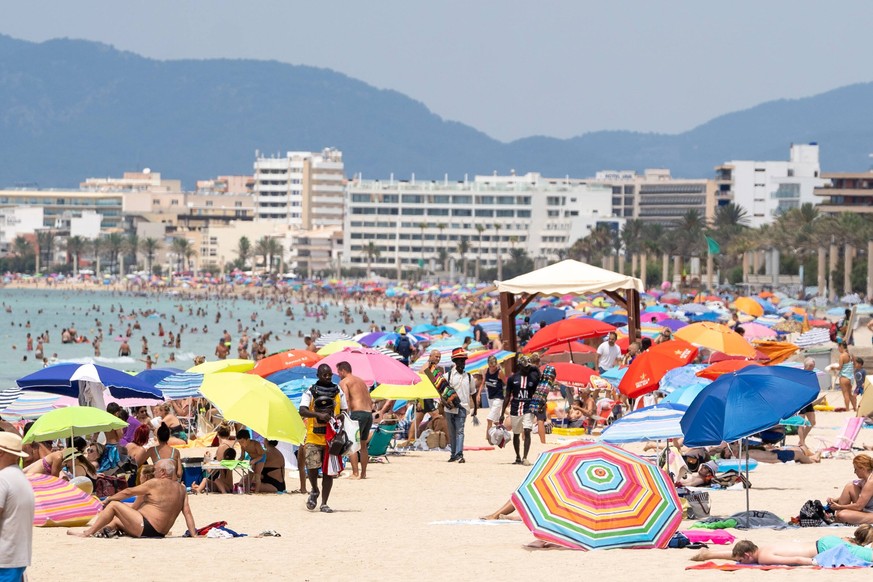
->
<box><xmin>734</xmin><ymin>297</ymin><xmax>764</xmax><ymax>318</ymax></box>
<box><xmin>675</xmin><ymin>322</ymin><xmax>756</xmax><ymax>358</ymax></box>
<box><xmin>187</xmin><ymin>359</ymin><xmax>254</xmax><ymax>374</ymax></box>
<box><xmin>370</xmin><ymin>373</ymin><xmax>441</xmax><ymax>400</ymax></box>
<box><xmin>317</xmin><ymin>340</ymin><xmax>363</xmax><ymax>356</ymax></box>
<box><xmin>199</xmin><ymin>372</ymin><xmax>305</xmax><ymax>444</ymax></box>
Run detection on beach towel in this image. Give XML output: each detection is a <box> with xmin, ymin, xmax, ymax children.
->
<box><xmin>815</xmin><ymin>544</ymin><xmax>873</xmax><ymax>568</ymax></box>
<box><xmin>686</xmin><ymin>561</ymin><xmax>863</xmax><ymax>571</ymax></box>
<box><xmin>681</xmin><ymin>530</ymin><xmax>735</xmax><ymax>545</ymax></box>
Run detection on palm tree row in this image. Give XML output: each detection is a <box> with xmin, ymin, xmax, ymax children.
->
<box><xmin>6</xmin><ymin>232</ymin><xmax>164</xmax><ymax>276</ymax></box>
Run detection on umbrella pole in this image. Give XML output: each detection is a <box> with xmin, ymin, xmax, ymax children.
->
<box><xmin>568</xmin><ymin>341</ymin><xmax>574</xmax><ymax>364</ymax></box>
<box><xmin>744</xmin><ymin>438</ymin><xmax>750</xmax><ymax>528</ymax></box>
<box><xmin>71</xmin><ymin>427</ymin><xmax>76</xmax><ymax>478</ymax></box>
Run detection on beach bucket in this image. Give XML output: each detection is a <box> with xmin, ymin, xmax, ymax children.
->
<box><xmin>182</xmin><ymin>457</ymin><xmax>204</xmax><ymax>488</ymax></box>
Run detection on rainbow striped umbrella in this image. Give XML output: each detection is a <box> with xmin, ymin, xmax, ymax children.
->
<box><xmin>28</xmin><ymin>474</ymin><xmax>102</xmax><ymax>527</ymax></box>
<box><xmin>511</xmin><ymin>442</ymin><xmax>682</xmax><ymax>550</ymax></box>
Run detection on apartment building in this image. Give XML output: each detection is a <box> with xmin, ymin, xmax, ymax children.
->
<box><xmin>715</xmin><ymin>143</ymin><xmax>824</xmax><ymax>226</ymax></box>
<box><xmin>814</xmin><ymin>171</ymin><xmax>873</xmax><ymax>214</ymax></box>
<box><xmin>343</xmin><ymin>172</ymin><xmax>616</xmax><ymax>275</ymax></box>
<box><xmin>253</xmin><ymin>148</ymin><xmax>344</xmax><ymax>229</ymax></box>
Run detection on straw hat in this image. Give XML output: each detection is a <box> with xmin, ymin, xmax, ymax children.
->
<box><xmin>0</xmin><ymin>432</ymin><xmax>28</xmax><ymax>458</ymax></box>
<box><xmin>451</xmin><ymin>347</ymin><xmax>468</xmax><ymax>360</ymax></box>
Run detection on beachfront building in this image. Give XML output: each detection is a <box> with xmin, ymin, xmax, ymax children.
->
<box><xmin>343</xmin><ymin>172</ymin><xmax>616</xmax><ymax>277</ymax></box>
<box><xmin>0</xmin><ymin>189</ymin><xmax>124</xmax><ymax>230</ymax></box>
<box><xmin>715</xmin><ymin>143</ymin><xmax>824</xmax><ymax>227</ymax></box>
<box><xmin>589</xmin><ymin>170</ymin><xmax>717</xmax><ymax>225</ymax></box>
<box><xmin>0</xmin><ymin>206</ymin><xmax>44</xmax><ymax>254</ymax></box>
<box><xmin>813</xmin><ymin>170</ymin><xmax>873</xmax><ymax>215</ymax></box>
<box><xmin>253</xmin><ymin>148</ymin><xmax>344</xmax><ymax>229</ymax></box>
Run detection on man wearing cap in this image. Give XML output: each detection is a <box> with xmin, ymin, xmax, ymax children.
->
<box><xmin>502</xmin><ymin>355</ymin><xmax>536</xmax><ymax>465</ymax></box>
<box><xmin>444</xmin><ymin>347</ymin><xmax>475</xmax><ymax>463</ymax></box>
<box><xmin>0</xmin><ymin>433</ymin><xmax>35</xmax><ymax>581</ymax></box>
<box><xmin>394</xmin><ymin>327</ymin><xmax>413</xmax><ymax>366</ymax></box>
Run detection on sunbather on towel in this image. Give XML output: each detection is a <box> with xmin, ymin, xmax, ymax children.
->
<box><xmin>692</xmin><ymin>526</ymin><xmax>873</xmax><ymax>565</ymax></box>
<box><xmin>714</xmin><ymin>442</ymin><xmax>821</xmax><ymax>464</ymax></box>
<box><xmin>676</xmin><ymin>460</ymin><xmax>717</xmax><ymax>487</ymax></box>
<box><xmin>67</xmin><ymin>460</ymin><xmax>198</xmax><ymax>538</ymax></box>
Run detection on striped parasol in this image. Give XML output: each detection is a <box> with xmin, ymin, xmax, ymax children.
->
<box><xmin>28</xmin><ymin>474</ymin><xmax>102</xmax><ymax>527</ymax></box>
<box><xmin>0</xmin><ymin>387</ymin><xmax>23</xmax><ymax>410</ymax></box>
<box><xmin>0</xmin><ymin>390</ymin><xmax>64</xmax><ymax>420</ymax></box>
<box><xmin>511</xmin><ymin>442</ymin><xmax>682</xmax><ymax>550</ymax></box>
<box><xmin>155</xmin><ymin>372</ymin><xmax>204</xmax><ymax>399</ymax></box>
<box><xmin>601</xmin><ymin>403</ymin><xmax>687</xmax><ymax>443</ymax></box>
<box><xmin>314</xmin><ymin>332</ymin><xmax>354</xmax><ymax>348</ymax></box>
<box><xmin>793</xmin><ymin>327</ymin><xmax>831</xmax><ymax>347</ymax></box>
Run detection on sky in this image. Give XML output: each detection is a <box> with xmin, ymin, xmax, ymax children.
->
<box><xmin>3</xmin><ymin>1</ymin><xmax>872</xmax><ymax>142</ymax></box>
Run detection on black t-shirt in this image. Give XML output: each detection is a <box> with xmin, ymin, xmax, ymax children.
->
<box><xmin>506</xmin><ymin>372</ymin><xmax>533</xmax><ymax>416</ymax></box>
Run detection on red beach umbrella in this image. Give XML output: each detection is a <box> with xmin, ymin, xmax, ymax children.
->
<box><xmin>617</xmin><ymin>339</ymin><xmax>698</xmax><ymax>399</ymax></box>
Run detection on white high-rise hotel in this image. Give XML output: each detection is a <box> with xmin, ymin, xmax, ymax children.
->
<box><xmin>342</xmin><ymin>172</ymin><xmax>617</xmax><ymax>275</ymax></box>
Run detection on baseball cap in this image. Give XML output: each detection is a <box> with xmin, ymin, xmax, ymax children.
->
<box><xmin>451</xmin><ymin>347</ymin><xmax>468</xmax><ymax>360</ymax></box>
<box><xmin>0</xmin><ymin>432</ymin><xmax>28</xmax><ymax>458</ymax></box>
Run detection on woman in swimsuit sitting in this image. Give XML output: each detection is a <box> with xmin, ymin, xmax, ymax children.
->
<box><xmin>258</xmin><ymin>440</ymin><xmax>286</xmax><ymax>493</ymax></box>
<box><xmin>155</xmin><ymin>403</ymin><xmax>187</xmax><ymax>445</ymax></box>
<box><xmin>191</xmin><ymin>447</ymin><xmax>236</xmax><ymax>494</ymax></box>
<box><xmin>829</xmin><ymin>454</ymin><xmax>873</xmax><ymax>525</ymax></box>
<box><xmin>145</xmin><ymin>423</ymin><xmax>183</xmax><ymax>480</ymax></box>
<box><xmin>124</xmin><ymin>424</ymin><xmax>153</xmax><ymax>467</ymax></box>
<box><xmin>236</xmin><ymin>429</ymin><xmax>265</xmax><ymax>493</ymax></box>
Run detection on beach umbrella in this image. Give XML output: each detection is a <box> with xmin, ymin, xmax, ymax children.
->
<box><xmin>659</xmin><ymin>319</ymin><xmax>689</xmax><ymax>332</ymax></box>
<box><xmin>524</xmin><ymin>318</ymin><xmax>616</xmax><ymax>353</ymax></box>
<box><xmin>135</xmin><ymin>368</ymin><xmax>184</xmax><ymax>387</ymax></box>
<box><xmin>793</xmin><ymin>328</ymin><xmax>831</xmax><ymax>348</ymax></box>
<box><xmin>154</xmin><ymin>372</ymin><xmax>205</xmax><ymax>399</ymax></box>
<box><xmin>530</xmin><ymin>307</ymin><xmax>566</xmax><ymax>326</ymax></box>
<box><xmin>22</xmin><ymin>406</ymin><xmax>127</xmax><ymax>476</ymax></box>
<box><xmin>680</xmin><ymin>366</ymin><xmax>820</xmax><ymax>447</ymax></box>
<box><xmin>661</xmin><ymin>382</ymin><xmax>710</xmax><ymax>407</ymax></box>
<box><xmin>187</xmin><ymin>359</ymin><xmax>254</xmax><ymax>374</ymax></box>
<box><xmin>17</xmin><ymin>363</ymin><xmax>163</xmax><ymax>400</ymax></box>
<box><xmin>737</xmin><ymin>322</ymin><xmax>777</xmax><ymax>341</ymax></box>
<box><xmin>199</xmin><ymin>373</ymin><xmax>305</xmax><ymax>444</ymax></box>
<box><xmin>602</xmin><ymin>314</ymin><xmax>628</xmax><ymax>326</ymax></box>
<box><xmin>314</xmin><ymin>332</ymin><xmax>354</xmax><ymax>348</ymax></box>
<box><xmin>697</xmin><ymin>360</ymin><xmax>762</xmax><ymax>380</ymax></box>
<box><xmin>601</xmin><ymin>403</ymin><xmax>688</xmax><ymax>443</ymax></box>
<box><xmin>370</xmin><ymin>373</ymin><xmax>441</xmax><ymax>400</ymax></box>
<box><xmin>674</xmin><ymin>322</ymin><xmax>756</xmax><ymax>358</ymax></box>
<box><xmin>734</xmin><ymin>297</ymin><xmax>764</xmax><ymax>318</ymax></box>
<box><xmin>0</xmin><ymin>389</ymin><xmax>64</xmax><ymax>420</ymax></box>
<box><xmin>599</xmin><ymin>367</ymin><xmax>628</xmax><ymax>384</ymax></box>
<box><xmin>658</xmin><ymin>364</ymin><xmax>707</xmax><ymax>394</ymax></box>
<box><xmin>511</xmin><ymin>442</ymin><xmax>682</xmax><ymax>550</ymax></box>
<box><xmin>265</xmin><ymin>366</ymin><xmax>337</xmax><ymax>386</ymax></box>
<box><xmin>249</xmin><ymin>350</ymin><xmax>323</xmax><ymax>378</ymax></box>
<box><xmin>317</xmin><ymin>348</ymin><xmax>420</xmax><ymax>386</ymax></box>
<box><xmin>548</xmin><ymin>362</ymin><xmax>596</xmax><ymax>388</ymax></box>
<box><xmin>28</xmin><ymin>474</ymin><xmax>102</xmax><ymax>527</ymax></box>
<box><xmin>752</xmin><ymin>341</ymin><xmax>800</xmax><ymax>366</ymax></box>
<box><xmin>617</xmin><ymin>339</ymin><xmax>698</xmax><ymax>399</ymax></box>
<box><xmin>316</xmin><ymin>340</ymin><xmax>363</xmax><ymax>356</ymax></box>
<box><xmin>354</xmin><ymin>331</ymin><xmax>388</xmax><ymax>346</ymax></box>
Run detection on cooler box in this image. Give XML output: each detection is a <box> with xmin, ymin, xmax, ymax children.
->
<box><xmin>182</xmin><ymin>457</ymin><xmax>203</xmax><ymax>488</ymax></box>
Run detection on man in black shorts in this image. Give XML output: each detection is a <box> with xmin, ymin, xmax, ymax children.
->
<box><xmin>337</xmin><ymin>361</ymin><xmax>373</xmax><ymax>479</ymax></box>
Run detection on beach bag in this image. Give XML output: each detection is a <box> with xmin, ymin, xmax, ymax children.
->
<box><xmin>686</xmin><ymin>491</ymin><xmax>711</xmax><ymax>519</ymax></box>
<box><xmin>667</xmin><ymin>532</ymin><xmax>690</xmax><ymax>549</ymax></box>
<box><xmin>341</xmin><ymin>413</ymin><xmax>361</xmax><ymax>456</ymax></box>
<box><xmin>797</xmin><ymin>499</ymin><xmax>831</xmax><ymax>527</ymax></box>
<box><xmin>488</xmin><ymin>426</ymin><xmax>511</xmax><ymax>448</ymax></box>
<box><xmin>425</xmin><ymin>430</ymin><xmax>448</xmax><ymax>450</ymax></box>
<box><xmin>328</xmin><ymin>427</ymin><xmax>351</xmax><ymax>456</ymax></box>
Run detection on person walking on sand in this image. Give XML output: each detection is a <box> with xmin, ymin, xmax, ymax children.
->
<box><xmin>299</xmin><ymin>364</ymin><xmax>348</xmax><ymax>513</ymax></box>
<box><xmin>503</xmin><ymin>355</ymin><xmax>535</xmax><ymax>466</ymax></box>
<box><xmin>337</xmin><ymin>361</ymin><xmax>373</xmax><ymax>479</ymax></box>
<box><xmin>0</xmin><ymin>433</ymin><xmax>34</xmax><ymax>582</ymax></box>
<box><xmin>444</xmin><ymin>348</ymin><xmax>474</xmax><ymax>464</ymax></box>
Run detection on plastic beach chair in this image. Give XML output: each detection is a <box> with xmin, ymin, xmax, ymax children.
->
<box><xmin>368</xmin><ymin>424</ymin><xmax>400</xmax><ymax>463</ymax></box>
<box><xmin>817</xmin><ymin>417</ymin><xmax>863</xmax><ymax>458</ymax></box>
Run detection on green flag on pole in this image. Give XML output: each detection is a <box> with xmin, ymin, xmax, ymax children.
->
<box><xmin>705</xmin><ymin>236</ymin><xmax>720</xmax><ymax>255</ymax></box>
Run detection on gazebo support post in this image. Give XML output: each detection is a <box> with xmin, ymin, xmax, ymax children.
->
<box><xmin>500</xmin><ymin>291</ymin><xmax>538</xmax><ymax>372</ymax></box>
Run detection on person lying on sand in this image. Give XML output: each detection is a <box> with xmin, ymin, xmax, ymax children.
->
<box><xmin>480</xmin><ymin>500</ymin><xmax>520</xmax><ymax>521</ymax></box>
<box><xmin>692</xmin><ymin>527</ymin><xmax>873</xmax><ymax>565</ymax></box>
<box><xmin>67</xmin><ymin>459</ymin><xmax>198</xmax><ymax>538</ymax></box>
<box><xmin>713</xmin><ymin>442</ymin><xmax>821</xmax><ymax>464</ymax></box>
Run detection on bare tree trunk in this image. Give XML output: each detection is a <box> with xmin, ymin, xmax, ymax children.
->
<box><xmin>817</xmin><ymin>247</ymin><xmax>827</xmax><ymax>296</ymax></box>
<box><xmin>844</xmin><ymin>244</ymin><xmax>854</xmax><ymax>295</ymax></box>
<box><xmin>640</xmin><ymin>252</ymin><xmax>647</xmax><ymax>288</ymax></box>
<box><xmin>828</xmin><ymin>243</ymin><xmax>838</xmax><ymax>301</ymax></box>
<box><xmin>661</xmin><ymin>253</ymin><xmax>669</xmax><ymax>286</ymax></box>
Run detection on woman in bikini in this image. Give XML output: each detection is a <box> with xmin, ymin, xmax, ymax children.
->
<box><xmin>838</xmin><ymin>342</ymin><xmax>855</xmax><ymax>412</ymax></box>
<box><xmin>155</xmin><ymin>403</ymin><xmax>187</xmax><ymax>445</ymax></box>
<box><xmin>829</xmin><ymin>454</ymin><xmax>873</xmax><ymax>525</ymax></box>
<box><xmin>258</xmin><ymin>440</ymin><xmax>286</xmax><ymax>493</ymax></box>
<box><xmin>124</xmin><ymin>424</ymin><xmax>153</xmax><ymax>467</ymax></box>
<box><xmin>145</xmin><ymin>423</ymin><xmax>183</xmax><ymax>480</ymax></box>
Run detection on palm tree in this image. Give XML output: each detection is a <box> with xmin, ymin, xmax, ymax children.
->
<box><xmin>184</xmin><ymin>245</ymin><xmax>198</xmax><ymax>273</ymax></box>
<box><xmin>475</xmin><ymin>223</ymin><xmax>485</xmax><ymax>281</ymax></box>
<box><xmin>35</xmin><ymin>230</ymin><xmax>56</xmax><ymax>274</ymax></box>
<box><xmin>253</xmin><ymin>237</ymin><xmax>282</xmax><ymax>274</ymax></box>
<box><xmin>363</xmin><ymin>241</ymin><xmax>380</xmax><ymax>276</ymax></box>
<box><xmin>171</xmin><ymin>237</ymin><xmax>191</xmax><ymax>273</ymax></box>
<box><xmin>125</xmin><ymin>233</ymin><xmax>140</xmax><ymax>272</ymax></box>
<box><xmin>621</xmin><ymin>219</ymin><xmax>645</xmax><ymax>275</ymax></box>
<box><xmin>104</xmin><ymin>233</ymin><xmax>125</xmax><ymax>275</ymax></box>
<box><xmin>64</xmin><ymin>235</ymin><xmax>86</xmax><ymax>275</ymax></box>
<box><xmin>12</xmin><ymin>236</ymin><xmax>33</xmax><ymax>274</ymax></box>
<box><xmin>90</xmin><ymin>237</ymin><xmax>103</xmax><ymax>275</ymax></box>
<box><xmin>141</xmin><ymin>238</ymin><xmax>161</xmax><ymax>274</ymax></box>
<box><xmin>237</xmin><ymin>236</ymin><xmax>252</xmax><ymax>269</ymax></box>
<box><xmin>265</xmin><ymin>237</ymin><xmax>283</xmax><ymax>274</ymax></box>
<box><xmin>457</xmin><ymin>239</ymin><xmax>470</xmax><ymax>279</ymax></box>
<box><xmin>437</xmin><ymin>223</ymin><xmax>447</xmax><ymax>271</ymax></box>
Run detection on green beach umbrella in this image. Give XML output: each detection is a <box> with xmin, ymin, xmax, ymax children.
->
<box><xmin>22</xmin><ymin>406</ymin><xmax>128</xmax><ymax>444</ymax></box>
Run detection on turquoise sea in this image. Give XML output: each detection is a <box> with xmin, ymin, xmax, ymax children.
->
<box><xmin>0</xmin><ymin>287</ymin><xmax>396</xmax><ymax>387</ymax></box>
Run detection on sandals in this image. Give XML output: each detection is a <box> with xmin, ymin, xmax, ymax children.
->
<box><xmin>258</xmin><ymin>530</ymin><xmax>282</xmax><ymax>537</ymax></box>
<box><xmin>306</xmin><ymin>490</ymin><xmax>319</xmax><ymax>510</ymax></box>
<box><xmin>320</xmin><ymin>505</ymin><xmax>334</xmax><ymax>513</ymax></box>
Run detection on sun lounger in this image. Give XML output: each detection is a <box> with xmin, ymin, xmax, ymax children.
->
<box><xmin>817</xmin><ymin>416</ymin><xmax>863</xmax><ymax>458</ymax></box>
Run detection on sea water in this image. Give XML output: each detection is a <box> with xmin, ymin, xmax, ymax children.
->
<box><xmin>0</xmin><ymin>288</ymin><xmax>397</xmax><ymax>387</ymax></box>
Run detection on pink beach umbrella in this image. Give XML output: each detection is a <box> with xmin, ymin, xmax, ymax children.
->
<box><xmin>317</xmin><ymin>348</ymin><xmax>421</xmax><ymax>386</ymax></box>
<box><xmin>28</xmin><ymin>474</ymin><xmax>102</xmax><ymax>527</ymax></box>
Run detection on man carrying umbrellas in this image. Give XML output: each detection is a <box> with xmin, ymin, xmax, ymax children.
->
<box><xmin>299</xmin><ymin>364</ymin><xmax>348</xmax><ymax>512</ymax></box>
<box><xmin>0</xmin><ymin>433</ymin><xmax>34</xmax><ymax>582</ymax></box>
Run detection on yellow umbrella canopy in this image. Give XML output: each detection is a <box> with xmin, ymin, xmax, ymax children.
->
<box><xmin>187</xmin><ymin>359</ymin><xmax>254</xmax><ymax>374</ymax></box>
<box><xmin>734</xmin><ymin>297</ymin><xmax>764</xmax><ymax>318</ymax></box>
<box><xmin>199</xmin><ymin>372</ymin><xmax>305</xmax><ymax>444</ymax></box>
<box><xmin>317</xmin><ymin>340</ymin><xmax>363</xmax><ymax>356</ymax></box>
<box><xmin>370</xmin><ymin>373</ymin><xmax>441</xmax><ymax>400</ymax></box>
<box><xmin>674</xmin><ymin>321</ymin><xmax>756</xmax><ymax>358</ymax></box>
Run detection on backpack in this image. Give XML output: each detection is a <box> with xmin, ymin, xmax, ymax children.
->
<box><xmin>395</xmin><ymin>335</ymin><xmax>412</xmax><ymax>357</ymax></box>
<box><xmin>443</xmin><ymin>368</ymin><xmax>472</xmax><ymax>409</ymax></box>
<box><xmin>518</xmin><ymin>324</ymin><xmax>532</xmax><ymax>343</ymax></box>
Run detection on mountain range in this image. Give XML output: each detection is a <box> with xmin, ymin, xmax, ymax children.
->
<box><xmin>1</xmin><ymin>33</ymin><xmax>872</xmax><ymax>189</ymax></box>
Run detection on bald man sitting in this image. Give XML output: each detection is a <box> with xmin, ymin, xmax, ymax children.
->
<box><xmin>68</xmin><ymin>459</ymin><xmax>198</xmax><ymax>538</ymax></box>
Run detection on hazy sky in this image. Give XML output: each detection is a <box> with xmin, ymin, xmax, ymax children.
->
<box><xmin>3</xmin><ymin>1</ymin><xmax>871</xmax><ymax>141</ymax></box>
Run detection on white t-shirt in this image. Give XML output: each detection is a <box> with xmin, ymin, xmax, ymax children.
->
<box><xmin>446</xmin><ymin>367</ymin><xmax>473</xmax><ymax>412</ymax></box>
<box><xmin>597</xmin><ymin>341</ymin><xmax>621</xmax><ymax>370</ymax></box>
<box><xmin>0</xmin><ymin>465</ymin><xmax>34</xmax><ymax>568</ymax></box>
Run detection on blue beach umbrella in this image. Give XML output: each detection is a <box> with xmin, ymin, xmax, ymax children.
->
<box><xmin>530</xmin><ymin>307</ymin><xmax>566</xmax><ymax>326</ymax></box>
<box><xmin>600</xmin><ymin>367</ymin><xmax>628</xmax><ymax>384</ymax></box>
<box><xmin>155</xmin><ymin>372</ymin><xmax>205</xmax><ymax>399</ymax></box>
<box><xmin>18</xmin><ymin>363</ymin><xmax>163</xmax><ymax>400</ymax></box>
<box><xmin>601</xmin><ymin>403</ymin><xmax>688</xmax><ymax>443</ymax></box>
<box><xmin>265</xmin><ymin>366</ymin><xmax>339</xmax><ymax>386</ymax></box>
<box><xmin>661</xmin><ymin>382</ymin><xmax>710</xmax><ymax>407</ymax></box>
<box><xmin>135</xmin><ymin>368</ymin><xmax>184</xmax><ymax>387</ymax></box>
<box><xmin>658</xmin><ymin>365</ymin><xmax>708</xmax><ymax>394</ymax></box>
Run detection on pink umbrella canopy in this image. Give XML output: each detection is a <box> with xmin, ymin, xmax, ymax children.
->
<box><xmin>317</xmin><ymin>348</ymin><xmax>421</xmax><ymax>386</ymax></box>
<box><xmin>737</xmin><ymin>322</ymin><xmax>777</xmax><ymax>341</ymax></box>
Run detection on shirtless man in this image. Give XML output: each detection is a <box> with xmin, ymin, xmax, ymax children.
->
<box><xmin>337</xmin><ymin>361</ymin><xmax>373</xmax><ymax>479</ymax></box>
<box><xmin>68</xmin><ymin>460</ymin><xmax>198</xmax><ymax>538</ymax></box>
